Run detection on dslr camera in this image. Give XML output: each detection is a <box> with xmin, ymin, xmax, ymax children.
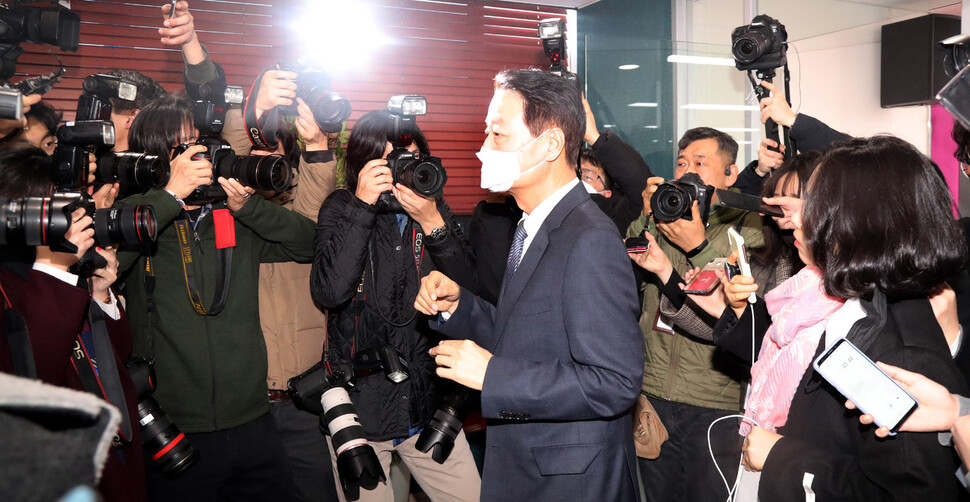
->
<box><xmin>179</xmin><ymin>79</ymin><xmax>293</xmax><ymax>204</ymax></box>
<box><xmin>289</xmin><ymin>360</ymin><xmax>385</xmax><ymax>501</ymax></box>
<box><xmin>279</xmin><ymin>66</ymin><xmax>351</xmax><ymax>133</ymax></box>
<box><xmin>731</xmin><ymin>14</ymin><xmax>788</xmax><ymax>73</ymax></box>
<box><xmin>53</xmin><ymin>73</ymin><xmax>167</xmax><ymax>192</ymax></box>
<box><xmin>377</xmin><ymin>95</ymin><xmax>447</xmax><ymax>212</ymax></box>
<box><xmin>650</xmin><ymin>173</ymin><xmax>714</xmax><ymax>224</ymax></box>
<box><xmin>126</xmin><ymin>358</ymin><xmax>198</xmax><ymax>476</ymax></box>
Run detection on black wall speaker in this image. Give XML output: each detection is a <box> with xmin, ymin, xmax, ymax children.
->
<box><xmin>881</xmin><ymin>14</ymin><xmax>960</xmax><ymax>108</ymax></box>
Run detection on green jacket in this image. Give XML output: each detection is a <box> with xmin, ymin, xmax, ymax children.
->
<box><xmin>118</xmin><ymin>189</ymin><xmax>315</xmax><ymax>432</ymax></box>
<box><xmin>627</xmin><ymin>203</ymin><xmax>764</xmax><ymax>411</ymax></box>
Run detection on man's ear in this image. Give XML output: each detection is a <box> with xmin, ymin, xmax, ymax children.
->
<box><xmin>125</xmin><ymin>109</ymin><xmax>140</xmax><ymax>129</ymax></box>
<box><xmin>544</xmin><ymin>128</ymin><xmax>566</xmax><ymax>162</ymax></box>
<box><xmin>725</xmin><ymin>163</ymin><xmax>739</xmax><ymax>186</ymax></box>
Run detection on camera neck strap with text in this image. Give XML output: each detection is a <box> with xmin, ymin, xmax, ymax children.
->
<box><xmin>243</xmin><ymin>69</ymin><xmax>280</xmax><ymax>151</ymax></box>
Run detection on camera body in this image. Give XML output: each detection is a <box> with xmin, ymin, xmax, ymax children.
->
<box><xmin>126</xmin><ymin>358</ymin><xmax>198</xmax><ymax>476</ymax></box>
<box><xmin>182</xmin><ymin>82</ymin><xmax>293</xmax><ymax>204</ymax></box>
<box><xmin>278</xmin><ymin>68</ymin><xmax>351</xmax><ymax>134</ymax></box>
<box><xmin>650</xmin><ymin>172</ymin><xmax>714</xmax><ymax>223</ymax></box>
<box><xmin>0</xmin><ymin>2</ymin><xmax>79</xmax><ymax>81</ymax></box>
<box><xmin>731</xmin><ymin>14</ymin><xmax>787</xmax><ymax>72</ymax></box>
<box><xmin>377</xmin><ymin>95</ymin><xmax>447</xmax><ymax>213</ymax></box>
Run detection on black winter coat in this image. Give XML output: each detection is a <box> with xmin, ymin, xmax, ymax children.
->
<box><xmin>310</xmin><ymin>190</ymin><xmax>477</xmax><ymax>441</ymax></box>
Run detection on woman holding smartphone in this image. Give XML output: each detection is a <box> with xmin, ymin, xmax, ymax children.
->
<box><xmin>711</xmin><ymin>136</ymin><xmax>967</xmax><ymax>500</ymax></box>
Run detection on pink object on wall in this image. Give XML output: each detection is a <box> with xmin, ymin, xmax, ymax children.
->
<box><xmin>932</xmin><ymin>104</ymin><xmax>961</xmax><ymax>217</ymax></box>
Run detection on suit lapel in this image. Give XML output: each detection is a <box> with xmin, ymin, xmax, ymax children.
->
<box><xmin>492</xmin><ymin>184</ymin><xmax>589</xmax><ymax>348</ymax></box>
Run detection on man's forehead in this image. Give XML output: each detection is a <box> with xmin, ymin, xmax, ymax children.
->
<box><xmin>486</xmin><ymin>89</ymin><xmax>525</xmax><ymax>125</ymax></box>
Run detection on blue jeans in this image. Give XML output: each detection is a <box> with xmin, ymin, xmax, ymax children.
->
<box><xmin>636</xmin><ymin>396</ymin><xmax>743</xmax><ymax>502</ymax></box>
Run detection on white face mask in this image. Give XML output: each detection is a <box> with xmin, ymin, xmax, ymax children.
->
<box><xmin>477</xmin><ymin>130</ymin><xmax>550</xmax><ymax>192</ymax></box>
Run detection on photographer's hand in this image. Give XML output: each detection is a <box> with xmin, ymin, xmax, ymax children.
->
<box><xmin>90</xmin><ymin>183</ymin><xmax>120</xmax><ymax>210</ymax></box>
<box><xmin>0</xmin><ymin>94</ymin><xmax>41</xmax><ymax>137</ymax></box>
<box><xmin>415</xmin><ymin>270</ymin><xmax>460</xmax><ymax>315</ymax></box>
<box><xmin>756</xmin><ymin>138</ymin><xmax>785</xmax><ymax>176</ymax></box>
<box><xmin>761</xmin><ymin>195</ymin><xmax>801</xmax><ymax>230</ymax></box>
<box><xmin>165</xmin><ymin>144</ymin><xmax>212</xmax><ymax>200</ymax></box>
<box><xmin>656</xmin><ymin>201</ymin><xmax>706</xmax><ymax>252</ymax></box>
<box><xmin>393</xmin><ymin>184</ymin><xmax>445</xmax><ymax>233</ymax></box>
<box><xmin>295</xmin><ymin>98</ymin><xmax>328</xmax><ymax>151</ymax></box>
<box><xmin>627</xmin><ymin>232</ymin><xmax>673</xmax><ymax>283</ymax></box>
<box><xmin>218</xmin><ymin>176</ymin><xmax>255</xmax><ymax>212</ymax></box>
<box><xmin>355</xmin><ymin>158</ymin><xmax>393</xmax><ymax>206</ymax></box>
<box><xmin>759</xmin><ymin>81</ymin><xmax>796</xmax><ymax>127</ymax></box>
<box><xmin>582</xmin><ymin>94</ymin><xmax>599</xmax><ymax>145</ymax></box>
<box><xmin>160</xmin><ymin>1</ymin><xmax>204</xmax><ymax>64</ymax></box>
<box><xmin>641</xmin><ymin>176</ymin><xmax>664</xmax><ymax>217</ymax></box>
<box><xmin>90</xmin><ymin>246</ymin><xmax>119</xmax><ymax>303</ymax></box>
<box><xmin>34</xmin><ymin>208</ymin><xmax>95</xmax><ymax>272</ymax></box>
<box><xmin>254</xmin><ymin>70</ymin><xmax>298</xmax><ymax>121</ymax></box>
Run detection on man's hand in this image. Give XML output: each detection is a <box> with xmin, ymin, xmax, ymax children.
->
<box><xmin>429</xmin><ymin>339</ymin><xmax>493</xmax><ymax>391</ymax></box>
<box><xmin>165</xmin><ymin>144</ymin><xmax>212</xmax><ymax>200</ymax></box>
<box><xmin>656</xmin><ymin>201</ymin><xmax>706</xmax><ymax>252</ymax></box>
<box><xmin>758</xmin><ymin>81</ymin><xmax>796</xmax><ymax>127</ymax></box>
<box><xmin>582</xmin><ymin>94</ymin><xmax>600</xmax><ymax>145</ymax></box>
<box><xmin>641</xmin><ymin>176</ymin><xmax>664</xmax><ymax>217</ymax></box>
<box><xmin>34</xmin><ymin>209</ymin><xmax>95</xmax><ymax>271</ymax></box>
<box><xmin>393</xmin><ymin>184</ymin><xmax>444</xmax><ymax>233</ymax></box>
<box><xmin>355</xmin><ymin>158</ymin><xmax>393</xmax><ymax>206</ymax></box>
<box><xmin>160</xmin><ymin>1</ymin><xmax>196</xmax><ymax>46</ymax></box>
<box><xmin>254</xmin><ymin>70</ymin><xmax>298</xmax><ymax>121</ymax></box>
<box><xmin>90</xmin><ymin>182</ymin><xmax>120</xmax><ymax>210</ymax></box>
<box><xmin>742</xmin><ymin>426</ymin><xmax>782</xmax><ymax>472</ymax></box>
<box><xmin>756</xmin><ymin>138</ymin><xmax>785</xmax><ymax>176</ymax></box>
<box><xmin>846</xmin><ymin>362</ymin><xmax>961</xmax><ymax>438</ymax></box>
<box><xmin>762</xmin><ymin>195</ymin><xmax>801</xmax><ymax>230</ymax></box>
<box><xmin>0</xmin><ymin>94</ymin><xmax>40</xmax><ymax>137</ymax></box>
<box><xmin>627</xmin><ymin>232</ymin><xmax>673</xmax><ymax>283</ymax></box>
<box><xmin>295</xmin><ymin>98</ymin><xmax>328</xmax><ymax>151</ymax></box>
<box><xmin>218</xmin><ymin>176</ymin><xmax>255</xmax><ymax>212</ymax></box>
<box><xmin>415</xmin><ymin>270</ymin><xmax>461</xmax><ymax>315</ymax></box>
<box><xmin>90</xmin><ymin>246</ymin><xmax>119</xmax><ymax>303</ymax></box>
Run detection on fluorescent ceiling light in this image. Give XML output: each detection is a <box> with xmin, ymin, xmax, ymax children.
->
<box><xmin>628</xmin><ymin>102</ymin><xmax>658</xmax><ymax>107</ymax></box>
<box><xmin>681</xmin><ymin>104</ymin><xmax>759</xmax><ymax>111</ymax></box>
<box><xmin>666</xmin><ymin>55</ymin><xmax>736</xmax><ymax>66</ymax></box>
<box><xmin>603</xmin><ymin>124</ymin><xmax>616</xmax><ymax>128</ymax></box>
<box><xmin>643</xmin><ymin>125</ymin><xmax>659</xmax><ymax>129</ymax></box>
<box><xmin>618</xmin><ymin>64</ymin><xmax>640</xmax><ymax>70</ymax></box>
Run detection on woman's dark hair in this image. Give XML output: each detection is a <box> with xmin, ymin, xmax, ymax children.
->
<box><xmin>128</xmin><ymin>92</ymin><xmax>194</xmax><ymax>158</ymax></box>
<box><xmin>0</xmin><ymin>143</ymin><xmax>54</xmax><ymax>198</ymax></box>
<box><xmin>803</xmin><ymin>136</ymin><xmax>966</xmax><ymax>299</ymax></box>
<box><xmin>751</xmin><ymin>150</ymin><xmax>822</xmax><ymax>269</ymax></box>
<box><xmin>278</xmin><ymin>127</ymin><xmax>301</xmax><ymax>170</ymax></box>
<box><xmin>953</xmin><ymin>121</ymin><xmax>970</xmax><ymax>165</ymax></box>
<box><xmin>344</xmin><ymin>109</ymin><xmax>429</xmax><ymax>192</ymax></box>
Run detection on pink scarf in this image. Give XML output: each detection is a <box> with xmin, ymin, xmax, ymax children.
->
<box><xmin>740</xmin><ymin>267</ymin><xmax>844</xmax><ymax>435</ymax></box>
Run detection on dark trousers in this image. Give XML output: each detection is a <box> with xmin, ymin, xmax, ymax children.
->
<box><xmin>270</xmin><ymin>398</ymin><xmax>339</xmax><ymax>502</ymax></box>
<box><xmin>637</xmin><ymin>397</ymin><xmax>743</xmax><ymax>502</ymax></box>
<box><xmin>145</xmin><ymin>413</ymin><xmax>294</xmax><ymax>502</ymax></box>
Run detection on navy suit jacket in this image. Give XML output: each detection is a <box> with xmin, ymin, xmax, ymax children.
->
<box><xmin>438</xmin><ymin>184</ymin><xmax>644</xmax><ymax>501</ymax></box>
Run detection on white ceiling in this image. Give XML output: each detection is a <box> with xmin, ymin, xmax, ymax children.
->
<box><xmin>499</xmin><ymin>0</ymin><xmax>600</xmax><ymax>8</ymax></box>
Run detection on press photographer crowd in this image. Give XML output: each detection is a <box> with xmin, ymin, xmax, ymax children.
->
<box><xmin>6</xmin><ymin>1</ymin><xmax>970</xmax><ymax>501</ymax></box>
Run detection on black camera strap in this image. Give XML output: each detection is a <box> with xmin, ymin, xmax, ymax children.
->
<box><xmin>71</xmin><ymin>301</ymin><xmax>133</xmax><ymax>445</ymax></box>
<box><xmin>243</xmin><ymin>69</ymin><xmax>280</xmax><ymax>150</ymax></box>
<box><xmin>365</xmin><ymin>225</ymin><xmax>424</xmax><ymax>328</ymax></box>
<box><xmin>173</xmin><ymin>216</ymin><xmax>232</xmax><ymax>316</ymax></box>
<box><xmin>0</xmin><ymin>279</ymin><xmax>35</xmax><ymax>379</ymax></box>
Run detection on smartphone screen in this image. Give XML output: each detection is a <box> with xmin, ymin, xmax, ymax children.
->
<box><xmin>813</xmin><ymin>338</ymin><xmax>919</xmax><ymax>432</ymax></box>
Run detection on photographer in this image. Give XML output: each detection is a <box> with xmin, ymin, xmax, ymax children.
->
<box><xmin>310</xmin><ymin>109</ymin><xmax>480</xmax><ymax>501</ymax></box>
<box><xmin>626</xmin><ymin>127</ymin><xmax>764</xmax><ymax>502</ymax></box>
<box><xmin>116</xmin><ymin>87</ymin><xmax>315</xmax><ymax>499</ymax></box>
<box><xmin>0</xmin><ymin>143</ymin><xmax>147</xmax><ymax>502</ymax></box>
<box><xmin>0</xmin><ymin>100</ymin><xmax>62</xmax><ymax>154</ymax></box>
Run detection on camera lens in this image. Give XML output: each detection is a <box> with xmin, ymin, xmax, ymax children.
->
<box><xmin>309</xmin><ymin>92</ymin><xmax>351</xmax><ymax>134</ymax></box>
<box><xmin>650</xmin><ymin>183</ymin><xmax>691</xmax><ymax>223</ymax></box>
<box><xmin>97</xmin><ymin>152</ymin><xmax>169</xmax><ymax>189</ymax></box>
<box><xmin>399</xmin><ymin>157</ymin><xmax>447</xmax><ymax>197</ymax></box>
<box><xmin>0</xmin><ymin>196</ymin><xmax>75</xmax><ymax>247</ymax></box>
<box><xmin>732</xmin><ymin>34</ymin><xmax>769</xmax><ymax>64</ymax></box>
<box><xmin>137</xmin><ymin>396</ymin><xmax>198</xmax><ymax>476</ymax></box>
<box><xmin>228</xmin><ymin>154</ymin><xmax>293</xmax><ymax>193</ymax></box>
<box><xmin>93</xmin><ymin>204</ymin><xmax>157</xmax><ymax>247</ymax></box>
<box><xmin>321</xmin><ymin>387</ymin><xmax>386</xmax><ymax>498</ymax></box>
<box><xmin>415</xmin><ymin>404</ymin><xmax>465</xmax><ymax>464</ymax></box>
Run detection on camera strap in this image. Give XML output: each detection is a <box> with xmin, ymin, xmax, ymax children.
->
<box><xmin>365</xmin><ymin>225</ymin><xmax>424</xmax><ymax>328</ymax></box>
<box><xmin>243</xmin><ymin>69</ymin><xmax>280</xmax><ymax>150</ymax></box>
<box><xmin>173</xmin><ymin>216</ymin><xmax>233</xmax><ymax>316</ymax></box>
<box><xmin>0</xmin><ymin>279</ymin><xmax>36</xmax><ymax>379</ymax></box>
<box><xmin>70</xmin><ymin>301</ymin><xmax>133</xmax><ymax>445</ymax></box>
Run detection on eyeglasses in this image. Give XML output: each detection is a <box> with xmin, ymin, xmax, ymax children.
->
<box><xmin>581</xmin><ymin>168</ymin><xmax>604</xmax><ymax>186</ymax></box>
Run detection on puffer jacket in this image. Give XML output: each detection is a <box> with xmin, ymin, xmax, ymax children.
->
<box><xmin>627</xmin><ymin>203</ymin><xmax>764</xmax><ymax>411</ymax></box>
<box><xmin>310</xmin><ymin>189</ymin><xmax>477</xmax><ymax>441</ymax></box>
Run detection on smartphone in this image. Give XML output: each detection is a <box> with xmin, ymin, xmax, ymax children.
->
<box><xmin>727</xmin><ymin>228</ymin><xmax>756</xmax><ymax>304</ymax></box>
<box><xmin>625</xmin><ymin>237</ymin><xmax>651</xmax><ymax>253</ymax></box>
<box><xmin>813</xmin><ymin>338</ymin><xmax>919</xmax><ymax>433</ymax></box>
<box><xmin>684</xmin><ymin>258</ymin><xmax>728</xmax><ymax>295</ymax></box>
<box><xmin>715</xmin><ymin>189</ymin><xmax>784</xmax><ymax>217</ymax></box>
<box><xmin>169</xmin><ymin>0</ymin><xmax>178</xmax><ymax>18</ymax></box>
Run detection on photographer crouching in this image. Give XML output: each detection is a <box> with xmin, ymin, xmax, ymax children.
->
<box><xmin>310</xmin><ymin>101</ymin><xmax>481</xmax><ymax>501</ymax></box>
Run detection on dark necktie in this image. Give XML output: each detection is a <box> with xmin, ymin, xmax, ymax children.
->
<box><xmin>504</xmin><ymin>221</ymin><xmax>527</xmax><ymax>286</ymax></box>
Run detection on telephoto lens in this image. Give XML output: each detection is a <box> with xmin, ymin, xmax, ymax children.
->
<box><xmin>97</xmin><ymin>152</ymin><xmax>168</xmax><ymax>189</ymax></box>
<box><xmin>127</xmin><ymin>358</ymin><xmax>198</xmax><ymax>477</ymax></box>
<box><xmin>0</xmin><ymin>195</ymin><xmax>74</xmax><ymax>249</ymax></box>
<box><xmin>415</xmin><ymin>392</ymin><xmax>470</xmax><ymax>464</ymax></box>
<box><xmin>223</xmin><ymin>153</ymin><xmax>293</xmax><ymax>193</ymax></box>
<box><xmin>650</xmin><ymin>182</ymin><xmax>693</xmax><ymax>223</ymax></box>
<box><xmin>93</xmin><ymin>205</ymin><xmax>157</xmax><ymax>247</ymax></box>
<box><xmin>321</xmin><ymin>387</ymin><xmax>386</xmax><ymax>501</ymax></box>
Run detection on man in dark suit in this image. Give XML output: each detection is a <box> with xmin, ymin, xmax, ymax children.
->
<box><xmin>414</xmin><ymin>69</ymin><xmax>644</xmax><ymax>501</ymax></box>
